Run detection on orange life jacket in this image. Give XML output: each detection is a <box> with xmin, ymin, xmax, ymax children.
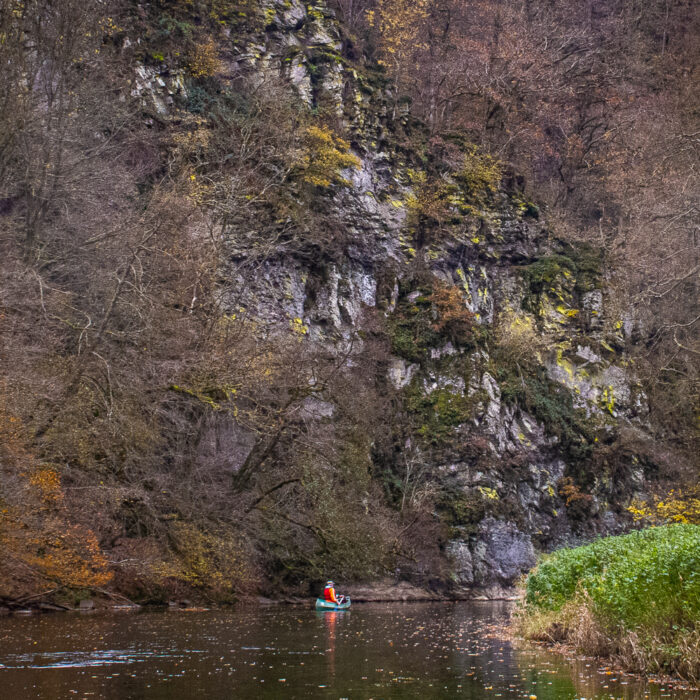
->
<box><xmin>324</xmin><ymin>585</ymin><xmax>337</xmax><ymax>603</ymax></box>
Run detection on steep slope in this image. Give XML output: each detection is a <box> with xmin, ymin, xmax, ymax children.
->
<box><xmin>0</xmin><ymin>0</ymin><xmax>673</xmax><ymax>605</ymax></box>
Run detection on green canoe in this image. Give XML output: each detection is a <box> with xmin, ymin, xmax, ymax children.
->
<box><xmin>315</xmin><ymin>597</ymin><xmax>351</xmax><ymax>610</ymax></box>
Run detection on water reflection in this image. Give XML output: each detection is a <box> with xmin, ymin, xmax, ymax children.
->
<box><xmin>0</xmin><ymin>602</ymin><xmax>696</xmax><ymax>699</ymax></box>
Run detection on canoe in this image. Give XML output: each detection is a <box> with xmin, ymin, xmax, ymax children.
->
<box><xmin>315</xmin><ymin>597</ymin><xmax>351</xmax><ymax>610</ymax></box>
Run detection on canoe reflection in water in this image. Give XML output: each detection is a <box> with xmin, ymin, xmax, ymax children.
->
<box><xmin>317</xmin><ymin>609</ymin><xmax>348</xmax><ymax>678</ymax></box>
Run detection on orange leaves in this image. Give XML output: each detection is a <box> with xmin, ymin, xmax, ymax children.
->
<box><xmin>429</xmin><ymin>285</ymin><xmax>475</xmax><ymax>344</ymax></box>
<box><xmin>0</xmin><ymin>396</ymin><xmax>112</xmax><ymax>596</ymax></box>
<box><xmin>0</xmin><ymin>493</ymin><xmax>113</xmax><ymax>594</ymax></box>
<box><xmin>28</xmin><ymin>467</ymin><xmax>63</xmax><ymax>505</ymax></box>
<box><xmin>557</xmin><ymin>477</ymin><xmax>593</xmax><ymax>519</ymax></box>
<box><xmin>24</xmin><ymin>524</ymin><xmax>112</xmax><ymax>588</ymax></box>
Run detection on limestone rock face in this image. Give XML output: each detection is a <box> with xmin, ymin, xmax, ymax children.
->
<box><xmin>388</xmin><ymin>359</ymin><xmax>419</xmax><ymax>390</ymax></box>
<box><xmin>472</xmin><ymin>519</ymin><xmax>536</xmax><ymax>586</ymax></box>
<box><xmin>131</xmin><ymin>65</ymin><xmax>187</xmax><ymax>114</ymax></box>
<box><xmin>446</xmin><ymin>541</ymin><xmax>474</xmax><ymax>586</ymax></box>
<box><xmin>192</xmin><ymin>0</ymin><xmax>654</xmax><ymax>593</ymax></box>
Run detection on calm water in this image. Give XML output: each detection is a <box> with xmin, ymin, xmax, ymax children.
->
<box><xmin>0</xmin><ymin>602</ymin><xmax>696</xmax><ymax>699</ymax></box>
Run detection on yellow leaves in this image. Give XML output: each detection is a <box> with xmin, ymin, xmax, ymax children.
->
<box><xmin>154</xmin><ymin>523</ymin><xmax>250</xmax><ymax>595</ymax></box>
<box><xmin>99</xmin><ymin>16</ymin><xmax>121</xmax><ymax>36</ymax></box>
<box><xmin>187</xmin><ymin>39</ymin><xmax>221</xmax><ymax>78</ymax></box>
<box><xmin>370</xmin><ymin>0</ymin><xmax>430</xmax><ymax>69</ymax></box>
<box><xmin>186</xmin><ymin>169</ymin><xmax>213</xmax><ymax>206</ymax></box>
<box><xmin>405</xmin><ymin>174</ymin><xmax>451</xmax><ymax>225</ymax></box>
<box><xmin>628</xmin><ymin>487</ymin><xmax>700</xmax><ymax>526</ymax></box>
<box><xmin>172</xmin><ymin>121</ymin><xmax>211</xmax><ymax>154</ymax></box>
<box><xmin>169</xmin><ymin>383</ymin><xmax>229</xmax><ymax>410</ymax></box>
<box><xmin>478</xmin><ymin>486</ymin><xmax>499</xmax><ymax>500</ymax></box>
<box><xmin>455</xmin><ymin>145</ymin><xmax>502</xmax><ymax>201</ymax></box>
<box><xmin>263</xmin><ymin>6</ymin><xmax>276</xmax><ymax>25</ymax></box>
<box><xmin>556</xmin><ymin>304</ymin><xmax>579</xmax><ymax>317</ymax></box>
<box><xmin>296</xmin><ymin>125</ymin><xmax>361</xmax><ymax>188</ymax></box>
<box><xmin>290</xmin><ymin>317</ymin><xmax>308</xmax><ymax>337</ymax></box>
<box><xmin>601</xmin><ymin>385</ymin><xmax>615</xmax><ymax>414</ymax></box>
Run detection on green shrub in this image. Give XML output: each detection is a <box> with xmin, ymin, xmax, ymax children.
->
<box><xmin>406</xmin><ymin>385</ymin><xmax>477</xmax><ymax>445</ymax></box>
<box><xmin>388</xmin><ymin>291</ymin><xmax>440</xmax><ymax>362</ymax></box>
<box><xmin>436</xmin><ymin>488</ymin><xmax>487</xmax><ymax>534</ymax></box>
<box><xmin>527</xmin><ymin>525</ymin><xmax>700</xmax><ymax>619</ymax></box>
<box><xmin>521</xmin><ymin>525</ymin><xmax>700</xmax><ymax>679</ymax></box>
<box><xmin>563</xmin><ymin>241</ymin><xmax>603</xmax><ymax>293</ymax></box>
<box><xmin>523</xmin><ymin>255</ymin><xmax>576</xmax><ymax>296</ymax></box>
<box><xmin>157</xmin><ymin>15</ymin><xmax>195</xmax><ymax>39</ymax></box>
<box><xmin>522</xmin><ymin>244</ymin><xmax>603</xmax><ymax>305</ymax></box>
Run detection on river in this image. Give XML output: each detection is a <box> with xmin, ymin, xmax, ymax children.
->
<box><xmin>0</xmin><ymin>601</ymin><xmax>696</xmax><ymax>699</ymax></box>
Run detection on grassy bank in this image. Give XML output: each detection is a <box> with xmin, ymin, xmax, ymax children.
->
<box><xmin>515</xmin><ymin>525</ymin><xmax>700</xmax><ymax>683</ymax></box>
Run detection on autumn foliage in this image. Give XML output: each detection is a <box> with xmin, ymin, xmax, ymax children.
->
<box><xmin>187</xmin><ymin>39</ymin><xmax>221</xmax><ymax>78</ymax></box>
<box><xmin>296</xmin><ymin>125</ymin><xmax>361</xmax><ymax>188</ymax></box>
<box><xmin>429</xmin><ymin>285</ymin><xmax>475</xmax><ymax>345</ymax></box>
<box><xmin>628</xmin><ymin>487</ymin><xmax>700</xmax><ymax>526</ymax></box>
<box><xmin>0</xmin><ymin>402</ymin><xmax>112</xmax><ymax>600</ymax></box>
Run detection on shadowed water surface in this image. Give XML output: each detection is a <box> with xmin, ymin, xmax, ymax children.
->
<box><xmin>0</xmin><ymin>602</ymin><xmax>697</xmax><ymax>699</ymax></box>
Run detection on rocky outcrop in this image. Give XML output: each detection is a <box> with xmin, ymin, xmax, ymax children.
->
<box><xmin>183</xmin><ymin>0</ymin><xmax>655</xmax><ymax>595</ymax></box>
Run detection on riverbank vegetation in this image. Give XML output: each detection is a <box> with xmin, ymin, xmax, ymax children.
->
<box><xmin>516</xmin><ymin>525</ymin><xmax>700</xmax><ymax>683</ymax></box>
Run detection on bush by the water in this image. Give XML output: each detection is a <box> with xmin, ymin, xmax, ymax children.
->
<box><xmin>517</xmin><ymin>525</ymin><xmax>700</xmax><ymax>682</ymax></box>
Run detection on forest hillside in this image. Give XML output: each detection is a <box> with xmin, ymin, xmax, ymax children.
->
<box><xmin>0</xmin><ymin>0</ymin><xmax>697</xmax><ymax>606</ymax></box>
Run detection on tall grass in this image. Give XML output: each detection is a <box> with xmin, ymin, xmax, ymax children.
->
<box><xmin>516</xmin><ymin>525</ymin><xmax>700</xmax><ymax>682</ymax></box>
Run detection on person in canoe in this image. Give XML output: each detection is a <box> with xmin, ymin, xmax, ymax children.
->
<box><xmin>323</xmin><ymin>580</ymin><xmax>345</xmax><ymax>605</ymax></box>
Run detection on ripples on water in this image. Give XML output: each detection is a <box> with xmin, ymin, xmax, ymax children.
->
<box><xmin>0</xmin><ymin>601</ymin><xmax>696</xmax><ymax>699</ymax></box>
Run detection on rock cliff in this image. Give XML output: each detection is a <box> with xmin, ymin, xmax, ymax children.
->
<box><xmin>134</xmin><ymin>0</ymin><xmax>658</xmax><ymax>597</ymax></box>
